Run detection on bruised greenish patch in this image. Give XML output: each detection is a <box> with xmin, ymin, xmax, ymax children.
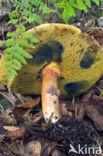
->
<box><xmin>64</xmin><ymin>80</ymin><xmax>89</xmax><ymax>96</ymax></box>
<box><xmin>50</xmin><ymin>41</ymin><xmax>63</xmax><ymax>62</ymax></box>
<box><xmin>80</xmin><ymin>52</ymin><xmax>96</xmax><ymax>69</ymax></box>
<box><xmin>28</xmin><ymin>44</ymin><xmax>53</xmax><ymax>65</ymax></box>
<box><xmin>28</xmin><ymin>40</ymin><xmax>64</xmax><ymax>65</ymax></box>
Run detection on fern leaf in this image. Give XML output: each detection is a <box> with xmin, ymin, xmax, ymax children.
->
<box><xmin>14</xmin><ymin>59</ymin><xmax>22</xmax><ymax>68</ymax></box>
<box><xmin>14</xmin><ymin>52</ymin><xmax>27</xmax><ymax>64</ymax></box>
<box><xmin>5</xmin><ymin>61</ymin><xmax>12</xmax><ymax>66</ymax></box>
<box><xmin>62</xmin><ymin>4</ymin><xmax>75</xmax><ymax>23</ymax></box>
<box><xmin>8</xmin><ymin>19</ymin><xmax>19</xmax><ymax>24</ymax></box>
<box><xmin>4</xmin><ymin>47</ymin><xmax>16</xmax><ymax>54</ymax></box>
<box><xmin>7</xmin><ymin>69</ymin><xmax>17</xmax><ymax>91</ymax></box>
<box><xmin>21</xmin><ymin>32</ymin><xmax>38</xmax><ymax>43</ymax></box>
<box><xmin>42</xmin><ymin>7</ymin><xmax>55</xmax><ymax>15</ymax></box>
<box><xmin>0</xmin><ymin>41</ymin><xmax>4</xmax><ymax>46</ymax></box>
<box><xmin>84</xmin><ymin>0</ymin><xmax>91</xmax><ymax>8</ymax></box>
<box><xmin>27</xmin><ymin>14</ymin><xmax>43</xmax><ymax>24</ymax></box>
<box><xmin>93</xmin><ymin>0</ymin><xmax>100</xmax><ymax>6</ymax></box>
<box><xmin>7</xmin><ymin>32</ymin><xmax>18</xmax><ymax>38</ymax></box>
<box><xmin>56</xmin><ymin>2</ymin><xmax>65</xmax><ymax>8</ymax></box>
<box><xmin>30</xmin><ymin>0</ymin><xmax>41</xmax><ymax>7</ymax></box>
<box><xmin>75</xmin><ymin>0</ymin><xmax>87</xmax><ymax>12</ymax></box>
<box><xmin>16</xmin><ymin>46</ymin><xmax>33</xmax><ymax>59</ymax></box>
<box><xmin>13</xmin><ymin>64</ymin><xmax>21</xmax><ymax>70</ymax></box>
<box><xmin>6</xmin><ymin>39</ymin><xmax>15</xmax><ymax>46</ymax></box>
<box><xmin>5</xmin><ymin>54</ymin><xmax>13</xmax><ymax>61</ymax></box>
<box><xmin>16</xmin><ymin>40</ymin><xmax>33</xmax><ymax>48</ymax></box>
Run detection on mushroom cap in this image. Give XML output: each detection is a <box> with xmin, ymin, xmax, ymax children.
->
<box><xmin>0</xmin><ymin>23</ymin><xmax>103</xmax><ymax>97</ymax></box>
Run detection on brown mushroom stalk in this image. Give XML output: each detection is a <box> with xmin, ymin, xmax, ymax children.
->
<box><xmin>42</xmin><ymin>62</ymin><xmax>61</xmax><ymax>123</ymax></box>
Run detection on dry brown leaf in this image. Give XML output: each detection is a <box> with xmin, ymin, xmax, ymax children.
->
<box><xmin>13</xmin><ymin>97</ymin><xmax>40</xmax><ymax>119</ymax></box>
<box><xmin>90</xmin><ymin>29</ymin><xmax>102</xmax><ymax>35</ymax></box>
<box><xmin>77</xmin><ymin>103</ymin><xmax>86</xmax><ymax>120</ymax></box>
<box><xmin>3</xmin><ymin>140</ymin><xmax>25</xmax><ymax>156</ymax></box>
<box><xmin>90</xmin><ymin>29</ymin><xmax>103</xmax><ymax>46</ymax></box>
<box><xmin>25</xmin><ymin>141</ymin><xmax>41</xmax><ymax>156</ymax></box>
<box><xmin>86</xmin><ymin>105</ymin><xmax>103</xmax><ymax>131</ymax></box>
<box><xmin>3</xmin><ymin>126</ymin><xmax>20</xmax><ymax>132</ymax></box>
<box><xmin>32</xmin><ymin>110</ymin><xmax>43</xmax><ymax>125</ymax></box>
<box><xmin>84</xmin><ymin>19</ymin><xmax>95</xmax><ymax>27</ymax></box>
<box><xmin>60</xmin><ymin>101</ymin><xmax>72</xmax><ymax>117</ymax></box>
<box><xmin>92</xmin><ymin>94</ymin><xmax>103</xmax><ymax>102</ymax></box>
<box><xmin>0</xmin><ymin>91</ymin><xmax>16</xmax><ymax>105</ymax></box>
<box><xmin>16</xmin><ymin>97</ymin><xmax>40</xmax><ymax>108</ymax></box>
<box><xmin>81</xmin><ymin>90</ymin><xmax>94</xmax><ymax>102</ymax></box>
<box><xmin>5</xmin><ymin>127</ymin><xmax>27</xmax><ymax>142</ymax></box>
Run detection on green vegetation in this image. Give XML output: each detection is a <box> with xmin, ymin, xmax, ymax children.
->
<box><xmin>0</xmin><ymin>0</ymin><xmax>103</xmax><ymax>91</ymax></box>
<box><xmin>54</xmin><ymin>0</ymin><xmax>103</xmax><ymax>23</ymax></box>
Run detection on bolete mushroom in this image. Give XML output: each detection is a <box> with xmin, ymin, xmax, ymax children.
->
<box><xmin>0</xmin><ymin>23</ymin><xmax>103</xmax><ymax>123</ymax></box>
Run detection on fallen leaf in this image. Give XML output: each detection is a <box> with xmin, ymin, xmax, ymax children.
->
<box><xmin>13</xmin><ymin>97</ymin><xmax>40</xmax><ymax>119</ymax></box>
<box><xmin>90</xmin><ymin>29</ymin><xmax>103</xmax><ymax>46</ymax></box>
<box><xmin>32</xmin><ymin>110</ymin><xmax>43</xmax><ymax>125</ymax></box>
<box><xmin>81</xmin><ymin>90</ymin><xmax>94</xmax><ymax>102</ymax></box>
<box><xmin>92</xmin><ymin>94</ymin><xmax>103</xmax><ymax>102</ymax></box>
<box><xmin>60</xmin><ymin>100</ymin><xmax>72</xmax><ymax>117</ymax></box>
<box><xmin>84</xmin><ymin>19</ymin><xmax>95</xmax><ymax>27</ymax></box>
<box><xmin>77</xmin><ymin>103</ymin><xmax>86</xmax><ymax>120</ymax></box>
<box><xmin>0</xmin><ymin>91</ymin><xmax>16</xmax><ymax>106</ymax></box>
<box><xmin>2</xmin><ymin>140</ymin><xmax>25</xmax><ymax>156</ymax></box>
<box><xmin>4</xmin><ymin>127</ymin><xmax>27</xmax><ymax>142</ymax></box>
<box><xmin>86</xmin><ymin>105</ymin><xmax>103</xmax><ymax>131</ymax></box>
<box><xmin>3</xmin><ymin>126</ymin><xmax>20</xmax><ymax>132</ymax></box>
<box><xmin>25</xmin><ymin>141</ymin><xmax>41</xmax><ymax>156</ymax></box>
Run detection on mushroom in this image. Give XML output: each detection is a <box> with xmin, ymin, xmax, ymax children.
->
<box><xmin>0</xmin><ymin>23</ymin><xmax>103</xmax><ymax>123</ymax></box>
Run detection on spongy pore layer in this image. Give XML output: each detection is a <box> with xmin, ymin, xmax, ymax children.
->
<box><xmin>0</xmin><ymin>23</ymin><xmax>103</xmax><ymax>97</ymax></box>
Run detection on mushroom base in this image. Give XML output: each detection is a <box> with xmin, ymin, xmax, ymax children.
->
<box><xmin>42</xmin><ymin>64</ymin><xmax>61</xmax><ymax>123</ymax></box>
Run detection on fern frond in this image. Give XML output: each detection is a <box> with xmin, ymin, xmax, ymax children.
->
<box><xmin>21</xmin><ymin>32</ymin><xmax>39</xmax><ymax>43</ymax></box>
<box><xmin>15</xmin><ymin>46</ymin><xmax>33</xmax><ymax>59</ymax></box>
<box><xmin>16</xmin><ymin>40</ymin><xmax>33</xmax><ymax>48</ymax></box>
<box><xmin>14</xmin><ymin>52</ymin><xmax>27</xmax><ymax>64</ymax></box>
<box><xmin>93</xmin><ymin>0</ymin><xmax>100</xmax><ymax>6</ymax></box>
<box><xmin>12</xmin><ymin>64</ymin><xmax>21</xmax><ymax>70</ymax></box>
<box><xmin>27</xmin><ymin>14</ymin><xmax>43</xmax><ymax>24</ymax></box>
<box><xmin>6</xmin><ymin>39</ymin><xmax>15</xmax><ymax>46</ymax></box>
<box><xmin>84</xmin><ymin>0</ymin><xmax>91</xmax><ymax>8</ymax></box>
<box><xmin>5</xmin><ymin>54</ymin><xmax>13</xmax><ymax>61</ymax></box>
<box><xmin>14</xmin><ymin>59</ymin><xmax>22</xmax><ymax>68</ymax></box>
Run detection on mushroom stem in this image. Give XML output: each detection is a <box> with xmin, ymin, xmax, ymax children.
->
<box><xmin>42</xmin><ymin>62</ymin><xmax>61</xmax><ymax>123</ymax></box>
